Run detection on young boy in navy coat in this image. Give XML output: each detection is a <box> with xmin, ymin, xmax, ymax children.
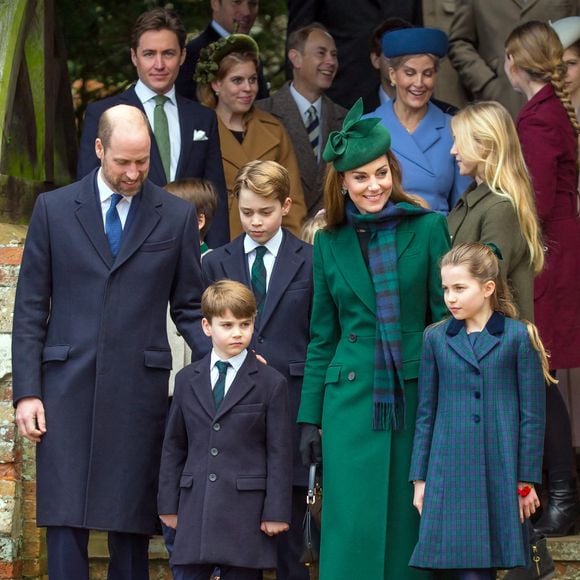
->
<box><xmin>158</xmin><ymin>280</ymin><xmax>292</xmax><ymax>580</ymax></box>
<box><xmin>202</xmin><ymin>160</ymin><xmax>313</xmax><ymax>580</ymax></box>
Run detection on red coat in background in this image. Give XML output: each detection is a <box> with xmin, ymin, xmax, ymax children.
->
<box><xmin>517</xmin><ymin>83</ymin><xmax>580</xmax><ymax>369</ymax></box>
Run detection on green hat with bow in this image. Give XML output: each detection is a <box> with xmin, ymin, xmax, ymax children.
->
<box><xmin>322</xmin><ymin>98</ymin><xmax>392</xmax><ymax>172</ymax></box>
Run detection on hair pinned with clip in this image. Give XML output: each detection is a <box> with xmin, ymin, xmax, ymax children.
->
<box><xmin>484</xmin><ymin>242</ymin><xmax>503</xmax><ymax>261</ymax></box>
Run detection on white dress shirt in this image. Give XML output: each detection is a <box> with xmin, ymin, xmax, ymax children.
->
<box><xmin>210</xmin><ymin>349</ymin><xmax>248</xmax><ymax>397</ymax></box>
<box><xmin>244</xmin><ymin>228</ymin><xmax>283</xmax><ymax>290</ymax></box>
<box><xmin>134</xmin><ymin>80</ymin><xmax>181</xmax><ymax>181</ymax></box>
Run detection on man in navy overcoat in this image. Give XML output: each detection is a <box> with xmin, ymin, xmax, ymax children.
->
<box><xmin>12</xmin><ymin>104</ymin><xmax>208</xmax><ymax>580</ymax></box>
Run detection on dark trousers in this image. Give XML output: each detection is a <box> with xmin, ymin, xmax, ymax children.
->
<box><xmin>276</xmin><ymin>485</ymin><xmax>309</xmax><ymax>580</ymax></box>
<box><xmin>46</xmin><ymin>526</ymin><xmax>150</xmax><ymax>580</ymax></box>
<box><xmin>172</xmin><ymin>564</ymin><xmax>261</xmax><ymax>580</ymax></box>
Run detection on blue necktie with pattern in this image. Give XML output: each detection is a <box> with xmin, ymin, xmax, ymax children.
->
<box><xmin>105</xmin><ymin>193</ymin><xmax>123</xmax><ymax>258</ymax></box>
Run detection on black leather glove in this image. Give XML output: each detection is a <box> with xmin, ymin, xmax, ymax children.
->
<box><xmin>299</xmin><ymin>423</ymin><xmax>322</xmax><ymax>468</ymax></box>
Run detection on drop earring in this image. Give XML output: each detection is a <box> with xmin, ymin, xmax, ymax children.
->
<box><xmin>341</xmin><ymin>187</ymin><xmax>348</xmax><ymax>196</ymax></box>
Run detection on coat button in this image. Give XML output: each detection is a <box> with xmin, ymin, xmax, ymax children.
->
<box><xmin>474</xmin><ymin>391</ymin><xmax>481</xmax><ymax>399</ymax></box>
<box><xmin>473</xmin><ymin>414</ymin><xmax>481</xmax><ymax>423</ymax></box>
<box><xmin>210</xmin><ymin>447</ymin><xmax>219</xmax><ymax>456</ymax></box>
<box><xmin>208</xmin><ymin>473</ymin><xmax>217</xmax><ymax>482</ymax></box>
<box><xmin>258</xmin><ymin>336</ymin><xmax>264</xmax><ymax>344</ymax></box>
<box><xmin>347</xmin><ymin>371</ymin><xmax>356</xmax><ymax>381</ymax></box>
<box><xmin>213</xmin><ymin>423</ymin><xmax>221</xmax><ymax>431</ymax></box>
<box><xmin>348</xmin><ymin>334</ymin><xmax>357</xmax><ymax>343</ymax></box>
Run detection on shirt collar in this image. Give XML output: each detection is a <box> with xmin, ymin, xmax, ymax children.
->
<box><xmin>243</xmin><ymin>228</ymin><xmax>284</xmax><ymax>257</ymax></box>
<box><xmin>97</xmin><ymin>169</ymin><xmax>132</xmax><ymax>204</ymax></box>
<box><xmin>211</xmin><ymin>348</ymin><xmax>248</xmax><ymax>372</ymax></box>
<box><xmin>289</xmin><ymin>83</ymin><xmax>322</xmax><ymax>118</ymax></box>
<box><xmin>134</xmin><ymin>79</ymin><xmax>177</xmax><ymax>107</ymax></box>
<box><xmin>211</xmin><ymin>20</ymin><xmax>230</xmax><ymax>39</ymax></box>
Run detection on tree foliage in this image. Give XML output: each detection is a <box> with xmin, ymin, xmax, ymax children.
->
<box><xmin>57</xmin><ymin>0</ymin><xmax>288</xmax><ymax>130</ymax></box>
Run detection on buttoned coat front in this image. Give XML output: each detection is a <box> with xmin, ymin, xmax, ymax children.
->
<box><xmin>409</xmin><ymin>314</ymin><xmax>545</xmax><ymax>569</ymax></box>
<box><xmin>447</xmin><ymin>182</ymin><xmax>534</xmax><ymax>321</ymax></box>
<box><xmin>202</xmin><ymin>230</ymin><xmax>313</xmax><ymax>486</ymax></box>
<box><xmin>158</xmin><ymin>352</ymin><xmax>292</xmax><ymax>569</ymax></box>
<box><xmin>297</xmin><ymin>209</ymin><xmax>450</xmax><ymax>580</ymax></box>
<box><xmin>256</xmin><ymin>83</ymin><xmax>347</xmax><ymax>215</ymax></box>
<box><xmin>218</xmin><ymin>108</ymin><xmax>307</xmax><ymax>239</ymax></box>
<box><xmin>11</xmin><ymin>171</ymin><xmax>208</xmax><ymax>534</ymax></box>
<box><xmin>370</xmin><ymin>101</ymin><xmax>472</xmax><ymax>214</ymax></box>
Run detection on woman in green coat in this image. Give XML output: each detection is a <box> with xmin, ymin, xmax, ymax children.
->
<box><xmin>447</xmin><ymin>101</ymin><xmax>544</xmax><ymax>322</ymax></box>
<box><xmin>298</xmin><ymin>99</ymin><xmax>450</xmax><ymax>580</ymax></box>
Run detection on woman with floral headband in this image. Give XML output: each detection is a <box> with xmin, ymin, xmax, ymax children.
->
<box><xmin>195</xmin><ymin>34</ymin><xmax>307</xmax><ymax>239</ymax></box>
<box><xmin>298</xmin><ymin>99</ymin><xmax>450</xmax><ymax>580</ymax></box>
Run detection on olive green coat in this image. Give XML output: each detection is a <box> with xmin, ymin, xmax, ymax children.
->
<box><xmin>298</xmin><ymin>211</ymin><xmax>450</xmax><ymax>580</ymax></box>
<box><xmin>447</xmin><ymin>182</ymin><xmax>534</xmax><ymax>321</ymax></box>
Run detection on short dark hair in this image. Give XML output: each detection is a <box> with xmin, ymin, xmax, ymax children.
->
<box><xmin>287</xmin><ymin>22</ymin><xmax>330</xmax><ymax>57</ymax></box>
<box><xmin>369</xmin><ymin>18</ymin><xmax>413</xmax><ymax>57</ymax></box>
<box><xmin>202</xmin><ymin>280</ymin><xmax>257</xmax><ymax>321</ymax></box>
<box><xmin>131</xmin><ymin>8</ymin><xmax>187</xmax><ymax>51</ymax></box>
<box><xmin>164</xmin><ymin>179</ymin><xmax>219</xmax><ymax>239</ymax></box>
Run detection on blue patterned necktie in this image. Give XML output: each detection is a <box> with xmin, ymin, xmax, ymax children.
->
<box><xmin>306</xmin><ymin>105</ymin><xmax>320</xmax><ymax>160</ymax></box>
<box><xmin>105</xmin><ymin>193</ymin><xmax>123</xmax><ymax>258</ymax></box>
<box><xmin>213</xmin><ymin>360</ymin><xmax>230</xmax><ymax>408</ymax></box>
<box><xmin>251</xmin><ymin>246</ymin><xmax>268</xmax><ymax>315</ymax></box>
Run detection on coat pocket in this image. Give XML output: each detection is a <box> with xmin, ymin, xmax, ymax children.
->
<box><xmin>236</xmin><ymin>476</ymin><xmax>267</xmax><ymax>491</ymax></box>
<box><xmin>144</xmin><ymin>349</ymin><xmax>173</xmax><ymax>370</ymax></box>
<box><xmin>229</xmin><ymin>403</ymin><xmax>266</xmax><ymax>414</ymax></box>
<box><xmin>180</xmin><ymin>474</ymin><xmax>194</xmax><ymax>488</ymax></box>
<box><xmin>324</xmin><ymin>365</ymin><xmax>341</xmax><ymax>385</ymax></box>
<box><xmin>42</xmin><ymin>345</ymin><xmax>71</xmax><ymax>363</ymax></box>
<box><xmin>141</xmin><ymin>238</ymin><xmax>175</xmax><ymax>252</ymax></box>
<box><xmin>288</xmin><ymin>361</ymin><xmax>305</xmax><ymax>377</ymax></box>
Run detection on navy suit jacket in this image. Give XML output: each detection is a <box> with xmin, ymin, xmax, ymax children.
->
<box><xmin>77</xmin><ymin>85</ymin><xmax>229</xmax><ymax>247</ymax></box>
<box><xmin>175</xmin><ymin>24</ymin><xmax>269</xmax><ymax>102</ymax></box>
<box><xmin>158</xmin><ymin>351</ymin><xmax>292</xmax><ymax>568</ymax></box>
<box><xmin>202</xmin><ymin>230</ymin><xmax>313</xmax><ymax>486</ymax></box>
<box><xmin>12</xmin><ymin>171</ymin><xmax>208</xmax><ymax>534</ymax></box>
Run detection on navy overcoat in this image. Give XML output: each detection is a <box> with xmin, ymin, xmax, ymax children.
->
<box><xmin>409</xmin><ymin>313</ymin><xmax>545</xmax><ymax>569</ymax></box>
<box><xmin>158</xmin><ymin>352</ymin><xmax>292</xmax><ymax>568</ymax></box>
<box><xmin>12</xmin><ymin>171</ymin><xmax>207</xmax><ymax>534</ymax></box>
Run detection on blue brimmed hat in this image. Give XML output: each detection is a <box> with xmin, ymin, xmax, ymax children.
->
<box><xmin>382</xmin><ymin>27</ymin><xmax>448</xmax><ymax>58</ymax></box>
<box><xmin>322</xmin><ymin>99</ymin><xmax>391</xmax><ymax>172</ymax></box>
<box><xmin>551</xmin><ymin>17</ymin><xmax>580</xmax><ymax>49</ymax></box>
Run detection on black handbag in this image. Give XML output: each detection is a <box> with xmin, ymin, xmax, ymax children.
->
<box><xmin>300</xmin><ymin>463</ymin><xmax>322</xmax><ymax>566</ymax></box>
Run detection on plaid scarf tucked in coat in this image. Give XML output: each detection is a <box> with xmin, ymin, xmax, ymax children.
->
<box><xmin>346</xmin><ymin>199</ymin><xmax>430</xmax><ymax>430</ymax></box>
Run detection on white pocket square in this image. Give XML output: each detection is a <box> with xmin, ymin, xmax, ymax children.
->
<box><xmin>193</xmin><ymin>130</ymin><xmax>208</xmax><ymax>141</ymax></box>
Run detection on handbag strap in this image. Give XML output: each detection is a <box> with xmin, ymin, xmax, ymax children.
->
<box><xmin>307</xmin><ymin>463</ymin><xmax>319</xmax><ymax>506</ymax></box>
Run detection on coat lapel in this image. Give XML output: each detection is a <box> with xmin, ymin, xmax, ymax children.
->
<box><xmin>472</xmin><ymin>311</ymin><xmax>504</xmax><ymax>362</ymax></box>
<box><xmin>446</xmin><ymin>319</ymin><xmax>480</xmax><ymax>371</ymax></box>
<box><xmin>220</xmin><ymin>236</ymin><xmax>251</xmax><ymax>287</ymax></box>
<box><xmin>259</xmin><ymin>232</ymin><xmax>304</xmax><ymax>329</ymax></box>
<box><xmin>175</xmin><ymin>93</ymin><xmax>193</xmax><ymax>179</ymax></box>
<box><xmin>215</xmin><ymin>354</ymin><xmax>258</xmax><ymax>419</ymax></box>
<box><xmin>111</xmin><ymin>181</ymin><xmax>161</xmax><ymax>272</ymax></box>
<box><xmin>74</xmin><ymin>171</ymin><xmax>115</xmax><ymax>269</ymax></box>
<box><xmin>190</xmin><ymin>357</ymin><xmax>217</xmax><ymax>420</ymax></box>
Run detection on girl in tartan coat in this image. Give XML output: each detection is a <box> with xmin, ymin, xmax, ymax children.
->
<box><xmin>409</xmin><ymin>243</ymin><xmax>552</xmax><ymax>579</ymax></box>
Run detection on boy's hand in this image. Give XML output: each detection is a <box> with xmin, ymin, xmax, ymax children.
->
<box><xmin>518</xmin><ymin>484</ymin><xmax>540</xmax><ymax>523</ymax></box>
<box><xmin>260</xmin><ymin>521</ymin><xmax>289</xmax><ymax>536</ymax></box>
<box><xmin>15</xmin><ymin>397</ymin><xmax>47</xmax><ymax>443</ymax></box>
<box><xmin>160</xmin><ymin>514</ymin><xmax>178</xmax><ymax>529</ymax></box>
<box><xmin>413</xmin><ymin>480</ymin><xmax>426</xmax><ymax>516</ymax></box>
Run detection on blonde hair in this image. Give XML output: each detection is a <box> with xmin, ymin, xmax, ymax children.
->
<box><xmin>301</xmin><ymin>210</ymin><xmax>327</xmax><ymax>244</ymax></box>
<box><xmin>197</xmin><ymin>52</ymin><xmax>259</xmax><ymax>110</ymax></box>
<box><xmin>233</xmin><ymin>160</ymin><xmax>290</xmax><ymax>204</ymax></box>
<box><xmin>441</xmin><ymin>243</ymin><xmax>555</xmax><ymax>384</ymax></box>
<box><xmin>505</xmin><ymin>20</ymin><xmax>580</xmax><ymax>135</ymax></box>
<box><xmin>201</xmin><ymin>280</ymin><xmax>257</xmax><ymax>322</ymax></box>
<box><xmin>451</xmin><ymin>102</ymin><xmax>544</xmax><ymax>274</ymax></box>
<box><xmin>164</xmin><ymin>178</ymin><xmax>219</xmax><ymax>238</ymax></box>
<box><xmin>323</xmin><ymin>150</ymin><xmax>426</xmax><ymax>228</ymax></box>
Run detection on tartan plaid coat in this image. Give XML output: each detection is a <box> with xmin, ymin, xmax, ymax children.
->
<box><xmin>409</xmin><ymin>312</ymin><xmax>545</xmax><ymax>569</ymax></box>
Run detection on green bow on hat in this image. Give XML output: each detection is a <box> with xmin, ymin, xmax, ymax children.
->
<box><xmin>322</xmin><ymin>98</ymin><xmax>392</xmax><ymax>172</ymax></box>
<box><xmin>195</xmin><ymin>34</ymin><xmax>259</xmax><ymax>86</ymax></box>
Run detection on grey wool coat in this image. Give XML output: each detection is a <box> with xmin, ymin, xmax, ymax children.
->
<box><xmin>409</xmin><ymin>313</ymin><xmax>545</xmax><ymax>569</ymax></box>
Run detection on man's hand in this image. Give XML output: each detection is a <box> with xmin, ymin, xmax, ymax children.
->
<box><xmin>261</xmin><ymin>521</ymin><xmax>289</xmax><ymax>536</ymax></box>
<box><xmin>15</xmin><ymin>397</ymin><xmax>46</xmax><ymax>443</ymax></box>
<box><xmin>160</xmin><ymin>514</ymin><xmax>178</xmax><ymax>529</ymax></box>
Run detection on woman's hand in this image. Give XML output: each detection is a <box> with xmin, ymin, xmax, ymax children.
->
<box><xmin>299</xmin><ymin>423</ymin><xmax>322</xmax><ymax>467</ymax></box>
<box><xmin>518</xmin><ymin>483</ymin><xmax>541</xmax><ymax>523</ymax></box>
<box><xmin>413</xmin><ymin>480</ymin><xmax>426</xmax><ymax>516</ymax></box>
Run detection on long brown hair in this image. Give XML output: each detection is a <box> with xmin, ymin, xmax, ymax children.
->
<box><xmin>441</xmin><ymin>243</ymin><xmax>556</xmax><ymax>384</ymax></box>
<box><xmin>323</xmin><ymin>150</ymin><xmax>425</xmax><ymax>228</ymax></box>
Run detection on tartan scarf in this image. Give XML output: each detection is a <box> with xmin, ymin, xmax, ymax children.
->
<box><xmin>346</xmin><ymin>199</ymin><xmax>430</xmax><ymax>430</ymax></box>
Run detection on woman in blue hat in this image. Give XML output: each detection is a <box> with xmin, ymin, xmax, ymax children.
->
<box><xmin>298</xmin><ymin>99</ymin><xmax>450</xmax><ymax>579</ymax></box>
<box><xmin>369</xmin><ymin>27</ymin><xmax>472</xmax><ymax>215</ymax></box>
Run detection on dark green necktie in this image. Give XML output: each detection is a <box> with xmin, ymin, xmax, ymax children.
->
<box><xmin>153</xmin><ymin>94</ymin><xmax>171</xmax><ymax>181</ymax></box>
<box><xmin>213</xmin><ymin>360</ymin><xmax>230</xmax><ymax>409</ymax></box>
<box><xmin>251</xmin><ymin>245</ymin><xmax>268</xmax><ymax>315</ymax></box>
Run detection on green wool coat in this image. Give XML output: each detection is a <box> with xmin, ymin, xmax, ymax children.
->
<box><xmin>298</xmin><ymin>209</ymin><xmax>450</xmax><ymax>580</ymax></box>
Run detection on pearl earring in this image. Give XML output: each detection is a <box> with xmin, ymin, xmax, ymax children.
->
<box><xmin>341</xmin><ymin>187</ymin><xmax>348</xmax><ymax>196</ymax></box>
